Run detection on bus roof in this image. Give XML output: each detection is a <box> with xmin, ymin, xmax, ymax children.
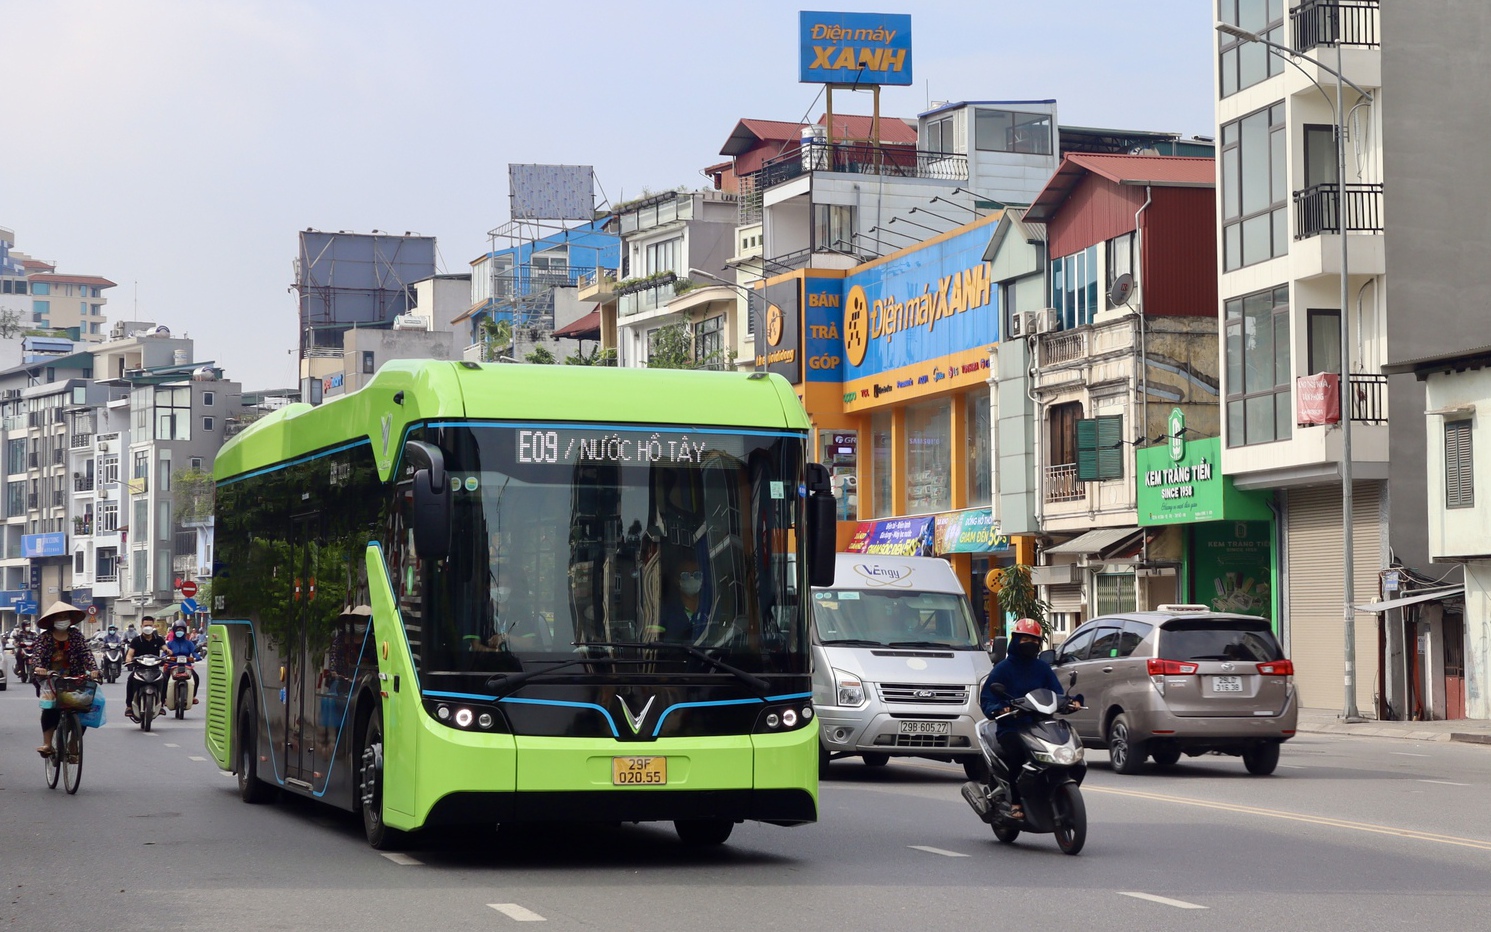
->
<box><xmin>215</xmin><ymin>361</ymin><xmax>811</xmax><ymax>483</ymax></box>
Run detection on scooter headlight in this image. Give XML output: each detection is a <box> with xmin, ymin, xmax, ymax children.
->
<box><xmin>1031</xmin><ymin>744</ymin><xmax>1083</xmax><ymax>765</ymax></box>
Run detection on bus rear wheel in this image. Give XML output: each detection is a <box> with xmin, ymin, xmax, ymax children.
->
<box><xmin>674</xmin><ymin>819</ymin><xmax>733</xmax><ymax>846</ymax></box>
<box><xmin>359</xmin><ymin>708</ymin><xmax>410</xmax><ymax>850</ymax></box>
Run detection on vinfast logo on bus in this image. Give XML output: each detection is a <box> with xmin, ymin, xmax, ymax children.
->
<box><xmin>799</xmin><ymin>11</ymin><xmax>912</xmax><ymax>85</ymax></box>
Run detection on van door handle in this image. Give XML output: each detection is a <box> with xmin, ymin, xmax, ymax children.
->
<box><xmin>1102</xmin><ymin>666</ymin><xmax>1114</xmax><ymax>673</ymax></box>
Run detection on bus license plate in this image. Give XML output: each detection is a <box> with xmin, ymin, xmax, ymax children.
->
<box><xmin>898</xmin><ymin>721</ymin><xmax>951</xmax><ymax>736</ymax></box>
<box><xmin>1212</xmin><ymin>676</ymin><xmax>1243</xmax><ymax>693</ymax></box>
<box><xmin>612</xmin><ymin>756</ymin><xmax>667</xmax><ymax>786</ymax></box>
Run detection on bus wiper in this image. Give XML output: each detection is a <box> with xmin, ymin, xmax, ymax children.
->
<box><xmin>483</xmin><ymin>654</ymin><xmax>625</xmax><ymax>698</ymax></box>
<box><xmin>821</xmin><ymin>638</ymin><xmax>887</xmax><ymax>647</ymax></box>
<box><xmin>576</xmin><ymin>640</ymin><xmax>771</xmax><ymax>696</ymax></box>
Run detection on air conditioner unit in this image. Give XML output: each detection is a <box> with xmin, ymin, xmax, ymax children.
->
<box><xmin>1034</xmin><ymin>308</ymin><xmax>1061</xmax><ymax>334</ymax></box>
<box><xmin>1009</xmin><ymin>310</ymin><xmax>1037</xmax><ymax>338</ymax></box>
<box><xmin>97</xmin><ymin>441</ymin><xmax>110</xmax><ymax>453</ymax></box>
<box><xmin>98</xmin><ymin>487</ymin><xmax>110</xmax><ymax>499</ymax></box>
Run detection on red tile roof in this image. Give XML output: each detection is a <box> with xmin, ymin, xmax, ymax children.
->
<box><xmin>818</xmin><ymin>113</ymin><xmax>918</xmax><ymax>144</ymax></box>
<box><xmin>1025</xmin><ymin>154</ymin><xmax>1214</xmax><ymax>223</ymax></box>
<box><xmin>553</xmin><ymin>308</ymin><xmax>601</xmax><ymax>339</ymax></box>
<box><xmin>30</xmin><ymin>273</ymin><xmax>117</xmax><ymax>288</ymax></box>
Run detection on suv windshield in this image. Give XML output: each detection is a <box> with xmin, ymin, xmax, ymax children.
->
<box><xmin>408</xmin><ymin>423</ymin><xmax>810</xmax><ymax>678</ymax></box>
<box><xmin>1160</xmin><ymin>619</ymin><xmax>1283</xmax><ymax>663</ymax></box>
<box><xmin>812</xmin><ymin>589</ymin><xmax>982</xmax><ymax>649</ymax></box>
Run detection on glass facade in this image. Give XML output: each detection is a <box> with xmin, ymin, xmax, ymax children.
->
<box><xmin>905</xmin><ymin>400</ymin><xmax>952</xmax><ymax>514</ymax></box>
<box><xmin>1225</xmin><ymin>284</ymin><xmax>1292</xmax><ymax>446</ymax></box>
<box><xmin>966</xmin><ymin>392</ymin><xmax>992</xmax><ymax>508</ymax></box>
<box><xmin>870</xmin><ymin>412</ymin><xmax>892</xmax><ymax>517</ymax></box>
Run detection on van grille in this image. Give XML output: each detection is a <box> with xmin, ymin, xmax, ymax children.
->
<box><xmin>896</xmin><ymin>733</ymin><xmax>951</xmax><ymax>748</ymax></box>
<box><xmin>878</xmin><ymin>683</ymin><xmax>969</xmax><ymax>704</ymax></box>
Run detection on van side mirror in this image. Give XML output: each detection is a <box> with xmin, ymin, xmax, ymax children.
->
<box><xmin>805</xmin><ymin>462</ymin><xmax>836</xmax><ymax>587</ymax></box>
<box><xmin>989</xmin><ymin>636</ymin><xmax>1007</xmax><ymax>664</ymax></box>
<box><xmin>404</xmin><ymin>440</ymin><xmax>450</xmax><ymax>560</ymax></box>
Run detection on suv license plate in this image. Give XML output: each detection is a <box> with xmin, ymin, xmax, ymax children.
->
<box><xmin>898</xmin><ymin>721</ymin><xmax>951</xmax><ymax>735</ymax></box>
<box><xmin>1212</xmin><ymin>675</ymin><xmax>1243</xmax><ymax>693</ymax></box>
<box><xmin>612</xmin><ymin>756</ymin><xmax>667</xmax><ymax>786</ymax></box>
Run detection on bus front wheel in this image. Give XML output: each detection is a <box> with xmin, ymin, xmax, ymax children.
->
<box><xmin>674</xmin><ymin>819</ymin><xmax>733</xmax><ymax>846</ymax></box>
<box><xmin>238</xmin><ymin>702</ymin><xmax>276</xmax><ymax>804</ymax></box>
<box><xmin>359</xmin><ymin>708</ymin><xmax>410</xmax><ymax>850</ymax></box>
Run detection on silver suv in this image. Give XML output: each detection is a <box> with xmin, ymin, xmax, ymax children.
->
<box><xmin>1048</xmin><ymin>607</ymin><xmax>1297</xmax><ymax>775</ymax></box>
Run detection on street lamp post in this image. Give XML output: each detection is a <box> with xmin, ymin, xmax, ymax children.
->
<box><xmin>1216</xmin><ymin>22</ymin><xmax>1373</xmax><ymax>722</ymax></box>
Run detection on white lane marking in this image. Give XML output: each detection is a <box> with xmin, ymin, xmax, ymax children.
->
<box><xmin>1119</xmin><ymin>892</ymin><xmax>1209</xmax><ymax>910</ymax></box>
<box><xmin>907</xmin><ymin>845</ymin><xmax>969</xmax><ymax>858</ymax></box>
<box><xmin>379</xmin><ymin>852</ymin><xmax>421</xmax><ymax>866</ymax></box>
<box><xmin>1419</xmin><ymin>779</ymin><xmax>1471</xmax><ymax>786</ymax></box>
<box><xmin>1277</xmin><ymin>764</ymin><xmax>1306</xmax><ymax>769</ymax></box>
<box><xmin>1391</xmin><ymin>751</ymin><xmax>1430</xmax><ymax>757</ymax></box>
<box><xmin>487</xmin><ymin>903</ymin><xmax>546</xmax><ymax>921</ymax></box>
<box><xmin>164</xmin><ymin>743</ymin><xmax>180</xmax><ymax>747</ymax></box>
<box><xmin>219</xmin><ymin>771</ymin><xmax>234</xmax><ymax>777</ymax></box>
<box><xmin>188</xmin><ymin>756</ymin><xmax>207</xmax><ymax>761</ymax></box>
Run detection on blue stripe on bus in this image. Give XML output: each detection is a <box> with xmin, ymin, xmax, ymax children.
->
<box><xmin>498</xmin><ymin>696</ymin><xmax>620</xmax><ymax>738</ymax></box>
<box><xmin>216</xmin><ymin>438</ymin><xmax>371</xmax><ymax>486</ymax></box>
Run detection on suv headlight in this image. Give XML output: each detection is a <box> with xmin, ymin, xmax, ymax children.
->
<box><xmin>832</xmin><ymin>668</ymin><xmax>866</xmax><ymax>707</ymax></box>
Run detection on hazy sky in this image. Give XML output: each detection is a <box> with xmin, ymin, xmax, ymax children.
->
<box><xmin>3</xmin><ymin>1</ymin><xmax>1212</xmax><ymax>391</ymax></box>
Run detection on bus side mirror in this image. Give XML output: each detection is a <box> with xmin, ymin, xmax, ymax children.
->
<box><xmin>805</xmin><ymin>462</ymin><xmax>837</xmax><ymax>587</ymax></box>
<box><xmin>404</xmin><ymin>440</ymin><xmax>450</xmax><ymax>560</ymax></box>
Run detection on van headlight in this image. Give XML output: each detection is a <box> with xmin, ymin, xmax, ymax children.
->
<box><xmin>833</xmin><ymin>668</ymin><xmax>866</xmax><ymax>707</ymax></box>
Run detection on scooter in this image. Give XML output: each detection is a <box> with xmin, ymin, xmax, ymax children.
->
<box><xmin>164</xmin><ymin>654</ymin><xmax>196</xmax><ymax>719</ymax></box>
<box><xmin>128</xmin><ymin>655</ymin><xmax>166</xmax><ymax>731</ymax></box>
<box><xmin>102</xmin><ymin>643</ymin><xmax>125</xmax><ymax>683</ymax></box>
<box><xmin>961</xmin><ymin>686</ymin><xmax>1089</xmax><ymax>855</ymax></box>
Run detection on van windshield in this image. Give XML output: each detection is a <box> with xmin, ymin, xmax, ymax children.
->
<box><xmin>811</xmin><ymin>590</ymin><xmax>983</xmax><ymax>650</ymax></box>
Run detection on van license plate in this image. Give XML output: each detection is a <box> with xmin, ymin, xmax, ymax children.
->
<box><xmin>612</xmin><ymin>756</ymin><xmax>667</xmax><ymax>785</ymax></box>
<box><xmin>898</xmin><ymin>721</ymin><xmax>951</xmax><ymax>735</ymax></box>
<box><xmin>1212</xmin><ymin>676</ymin><xmax>1243</xmax><ymax>693</ymax></box>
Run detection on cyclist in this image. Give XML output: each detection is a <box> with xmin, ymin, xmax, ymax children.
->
<box><xmin>30</xmin><ymin>601</ymin><xmax>100</xmax><ymax>757</ymax></box>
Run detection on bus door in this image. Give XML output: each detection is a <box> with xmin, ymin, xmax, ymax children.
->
<box><xmin>284</xmin><ymin>512</ymin><xmax>318</xmax><ymax>786</ymax></box>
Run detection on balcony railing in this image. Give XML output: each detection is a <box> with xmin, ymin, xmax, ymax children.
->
<box><xmin>1041</xmin><ymin>331</ymin><xmax>1088</xmax><ymax>367</ymax></box>
<box><xmin>1043</xmin><ymin>463</ymin><xmax>1086</xmax><ymax>504</ymax></box>
<box><xmin>1293</xmin><ymin>183</ymin><xmax>1384</xmax><ymax>239</ymax></box>
<box><xmin>750</xmin><ymin>143</ymin><xmax>969</xmax><ymax>197</ymax></box>
<box><xmin>74</xmin><ymin>477</ymin><xmax>93</xmax><ymax>492</ymax></box>
<box><xmin>70</xmin><ymin>432</ymin><xmax>94</xmax><ymax>449</ymax></box>
<box><xmin>1349</xmin><ymin>373</ymin><xmax>1387</xmax><ymax>424</ymax></box>
<box><xmin>1292</xmin><ymin>0</ymin><xmax>1379</xmax><ymax>53</ymax></box>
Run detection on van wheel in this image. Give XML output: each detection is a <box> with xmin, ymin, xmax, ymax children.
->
<box><xmin>861</xmin><ymin>753</ymin><xmax>890</xmax><ymax>767</ymax></box>
<box><xmin>1243</xmin><ymin>741</ymin><xmax>1281</xmax><ymax>776</ymax></box>
<box><xmin>1106</xmin><ymin>714</ymin><xmax>1146</xmax><ymax>774</ymax></box>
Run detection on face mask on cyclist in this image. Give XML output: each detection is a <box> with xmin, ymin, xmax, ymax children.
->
<box><xmin>53</xmin><ymin>621</ymin><xmax>71</xmax><ymax>633</ymax></box>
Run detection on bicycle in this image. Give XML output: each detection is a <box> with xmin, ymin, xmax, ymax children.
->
<box><xmin>43</xmin><ymin>674</ymin><xmax>97</xmax><ymax>794</ymax></box>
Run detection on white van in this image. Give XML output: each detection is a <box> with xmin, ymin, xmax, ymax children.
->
<box><xmin>811</xmin><ymin>554</ymin><xmax>992</xmax><ymax>778</ymax></box>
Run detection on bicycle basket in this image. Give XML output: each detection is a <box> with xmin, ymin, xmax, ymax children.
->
<box><xmin>56</xmin><ymin>683</ymin><xmax>97</xmax><ymax>711</ymax></box>
<box><xmin>77</xmin><ymin>691</ymin><xmax>107</xmax><ymax>729</ymax></box>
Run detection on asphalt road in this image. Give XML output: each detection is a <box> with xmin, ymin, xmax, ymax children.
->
<box><xmin>4</xmin><ymin>674</ymin><xmax>1491</xmax><ymax>931</ymax></box>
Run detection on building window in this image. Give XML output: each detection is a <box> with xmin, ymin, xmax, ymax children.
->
<box><xmin>870</xmin><ymin>411</ymin><xmax>892</xmax><ymax>518</ymax></box>
<box><xmin>1076</xmin><ymin>415</ymin><xmax>1124</xmax><ymax>482</ymax></box>
<box><xmin>1306</xmin><ymin>309</ymin><xmax>1341</xmax><ymax>375</ymax></box>
<box><xmin>966</xmin><ymin>391</ymin><xmax>992</xmax><ymax>508</ymax></box>
<box><xmin>973</xmin><ymin>109</ymin><xmax>1052</xmax><ymax>155</ymax></box>
<box><xmin>132</xmin><ymin>450</ymin><xmax>149</xmax><ymax>479</ymax></box>
<box><xmin>925</xmin><ymin>115</ymin><xmax>954</xmax><ymax>154</ymax></box>
<box><xmin>31</xmin><ymin>282</ymin><xmax>49</xmax><ymax>295</ymax></box>
<box><xmin>6</xmin><ymin>439</ymin><xmax>23</xmax><ymax>476</ymax></box>
<box><xmin>5</xmin><ymin>480</ymin><xmax>22</xmax><ymax>518</ymax></box>
<box><xmin>1225</xmin><ymin>284</ymin><xmax>1292</xmax><ymax>446</ymax></box>
<box><xmin>157</xmin><ymin>547</ymin><xmax>172</xmax><ymax>592</ymax></box>
<box><xmin>1050</xmin><ymin>246</ymin><xmax>1098</xmax><ymax>330</ymax></box>
<box><xmin>189</xmin><ymin>456</ymin><xmax>202</xmax><ymax>471</ymax></box>
<box><xmin>203</xmin><ymin>416</ymin><xmax>215</xmax><ymax>431</ymax></box>
<box><xmin>158</xmin><ymin>501</ymin><xmax>171</xmax><ymax>542</ymax></box>
<box><xmin>132</xmin><ymin>548</ymin><xmax>148</xmax><ymax>591</ymax></box>
<box><xmin>201</xmin><ymin>391</ymin><xmax>215</xmax><ymax>407</ymax></box>
<box><xmin>813</xmin><ymin>204</ymin><xmax>854</xmax><ymax>253</ymax></box>
<box><xmin>158</xmin><ymin>450</ymin><xmax>171</xmax><ymax>491</ymax></box>
<box><xmin>98</xmin><ymin>502</ymin><xmax>118</xmax><ymax>532</ymax></box>
<box><xmin>643</xmin><ymin>238</ymin><xmax>681</xmax><ymax>276</ymax></box>
<box><xmin>694</xmin><ymin>315</ymin><xmax>723</xmax><ymax>369</ymax></box>
<box><xmin>1221</xmin><ymin>103</ymin><xmax>1287</xmax><ymax>271</ymax></box>
<box><xmin>362</xmin><ymin>351</ymin><xmax>375</xmax><ymax>374</ymax></box>
<box><xmin>33</xmin><ymin>299</ymin><xmax>49</xmax><ymax>317</ymax></box>
<box><xmin>905</xmin><ymin>400</ymin><xmax>952</xmax><ymax>513</ymax></box>
<box><xmin>1218</xmin><ymin>0</ymin><xmax>1285</xmax><ymax>98</ymax></box>
<box><xmin>1106</xmin><ymin>232</ymin><xmax>1135</xmax><ymax>309</ymax></box>
<box><xmin>74</xmin><ymin>549</ymin><xmax>85</xmax><ymax>574</ymax></box>
<box><xmin>1446</xmin><ymin>421</ymin><xmax>1474</xmax><ymax>509</ymax></box>
<box><xmin>1049</xmin><ymin>402</ymin><xmax>1083</xmax><ymax>469</ymax></box>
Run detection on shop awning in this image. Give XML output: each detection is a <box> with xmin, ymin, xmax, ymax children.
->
<box><xmin>1043</xmin><ymin>527</ymin><xmax>1142</xmax><ymax>556</ymax></box>
<box><xmin>1354</xmin><ymin>586</ymin><xmax>1465</xmax><ymax>613</ymax></box>
<box><xmin>553</xmin><ymin>308</ymin><xmax>601</xmax><ymax>340</ymax></box>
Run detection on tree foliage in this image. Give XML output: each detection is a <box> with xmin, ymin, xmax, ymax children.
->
<box><xmin>173</xmin><ymin>467</ymin><xmax>216</xmax><ymax>522</ymax></box>
<box><xmin>524</xmin><ymin>345</ymin><xmax>557</xmax><ymax>365</ymax></box>
<box><xmin>565</xmin><ymin>344</ymin><xmax>616</xmax><ymax>367</ymax></box>
<box><xmin>994</xmin><ymin>564</ymin><xmax>1050</xmax><ymax>635</ymax></box>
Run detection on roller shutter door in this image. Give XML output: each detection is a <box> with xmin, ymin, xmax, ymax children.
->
<box><xmin>1284</xmin><ymin>482</ymin><xmax>1384</xmax><ymax>712</ymax></box>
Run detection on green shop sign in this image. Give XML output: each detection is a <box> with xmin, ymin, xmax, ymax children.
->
<box><xmin>1135</xmin><ymin>425</ymin><xmax>1270</xmax><ymax>526</ymax></box>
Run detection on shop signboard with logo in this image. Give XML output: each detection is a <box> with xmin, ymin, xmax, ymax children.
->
<box><xmin>1135</xmin><ymin>425</ymin><xmax>1271</xmax><ymax>526</ymax></box>
<box><xmin>753</xmin><ymin>280</ymin><xmax>802</xmax><ymax>383</ymax></box>
<box><xmin>846</xmin><ymin>515</ymin><xmax>934</xmax><ymax>555</ymax></box>
<box><xmin>22</xmin><ymin>532</ymin><xmax>67</xmax><ymax>559</ymax></box>
<box><xmin>799</xmin><ymin>11</ymin><xmax>912</xmax><ymax>86</ymax></box>
<box><xmin>932</xmin><ymin>508</ymin><xmax>1010</xmax><ymax>554</ymax></box>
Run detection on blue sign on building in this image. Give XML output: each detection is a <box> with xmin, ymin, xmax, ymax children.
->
<box><xmin>22</xmin><ymin>532</ymin><xmax>67</xmax><ymax>559</ymax></box>
<box><xmin>800</xmin><ymin>11</ymin><xmax>912</xmax><ymax>86</ymax></box>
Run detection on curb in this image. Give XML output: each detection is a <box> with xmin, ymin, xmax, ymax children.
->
<box><xmin>1450</xmin><ymin>733</ymin><xmax>1491</xmax><ymax>746</ymax></box>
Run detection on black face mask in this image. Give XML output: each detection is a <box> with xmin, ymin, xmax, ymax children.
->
<box><xmin>1012</xmin><ymin>639</ymin><xmax>1041</xmax><ymax>660</ymax></box>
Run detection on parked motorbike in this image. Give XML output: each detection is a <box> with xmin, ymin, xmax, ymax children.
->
<box><xmin>164</xmin><ymin>654</ymin><xmax>196</xmax><ymax>719</ymax></box>
<box><xmin>961</xmin><ymin>686</ymin><xmax>1088</xmax><ymax>855</ymax></box>
<box><xmin>102</xmin><ymin>644</ymin><xmax>125</xmax><ymax>683</ymax></box>
<box><xmin>128</xmin><ymin>655</ymin><xmax>166</xmax><ymax>731</ymax></box>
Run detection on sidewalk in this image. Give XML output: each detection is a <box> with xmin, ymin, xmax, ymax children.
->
<box><xmin>1296</xmin><ymin>707</ymin><xmax>1491</xmax><ymax>745</ymax></box>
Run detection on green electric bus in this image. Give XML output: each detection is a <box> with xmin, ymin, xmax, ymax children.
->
<box><xmin>204</xmin><ymin>360</ymin><xmax>835</xmax><ymax>848</ymax></box>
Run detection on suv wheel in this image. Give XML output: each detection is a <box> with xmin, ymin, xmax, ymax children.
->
<box><xmin>1107</xmin><ymin>713</ymin><xmax>1146</xmax><ymax>774</ymax></box>
<box><xmin>1243</xmin><ymin>740</ymin><xmax>1281</xmax><ymax>776</ymax></box>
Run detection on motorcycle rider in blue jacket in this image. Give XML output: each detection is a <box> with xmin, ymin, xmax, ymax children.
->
<box><xmin>979</xmin><ymin>618</ymin><xmax>1078</xmax><ymax>818</ymax></box>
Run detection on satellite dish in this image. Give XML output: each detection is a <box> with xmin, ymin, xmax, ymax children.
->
<box><xmin>1108</xmin><ymin>273</ymin><xmax>1135</xmax><ymax>308</ymax></box>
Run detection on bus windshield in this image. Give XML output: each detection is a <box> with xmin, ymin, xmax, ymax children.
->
<box><xmin>811</xmin><ymin>589</ymin><xmax>983</xmax><ymax>650</ymax></box>
<box><xmin>409</xmin><ymin>423</ymin><xmax>809</xmax><ymax>678</ymax></box>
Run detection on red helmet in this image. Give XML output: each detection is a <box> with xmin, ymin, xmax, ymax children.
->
<box><xmin>1012</xmin><ymin>618</ymin><xmax>1043</xmax><ymax>638</ymax></box>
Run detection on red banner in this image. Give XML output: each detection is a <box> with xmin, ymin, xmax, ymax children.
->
<box><xmin>1296</xmin><ymin>372</ymin><xmax>1341</xmax><ymax>426</ymax></box>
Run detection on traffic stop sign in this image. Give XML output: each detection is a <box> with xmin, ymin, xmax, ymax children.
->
<box><xmin>180</xmin><ymin>580</ymin><xmax>199</xmax><ymax>598</ymax></box>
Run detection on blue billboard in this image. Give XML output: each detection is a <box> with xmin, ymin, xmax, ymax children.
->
<box><xmin>22</xmin><ymin>532</ymin><xmax>67</xmax><ymax>559</ymax></box>
<box><xmin>800</xmin><ymin>11</ymin><xmax>912</xmax><ymax>86</ymax></box>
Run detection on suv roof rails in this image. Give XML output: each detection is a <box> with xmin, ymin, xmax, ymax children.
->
<box><xmin>1156</xmin><ymin>604</ymin><xmax>1211</xmax><ymax>613</ymax></box>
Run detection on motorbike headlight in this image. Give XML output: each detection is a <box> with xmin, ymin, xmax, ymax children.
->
<box><xmin>1031</xmin><ymin>743</ymin><xmax>1082</xmax><ymax>765</ymax></box>
<box><xmin>832</xmin><ymin>668</ymin><xmax>866</xmax><ymax>707</ymax></box>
